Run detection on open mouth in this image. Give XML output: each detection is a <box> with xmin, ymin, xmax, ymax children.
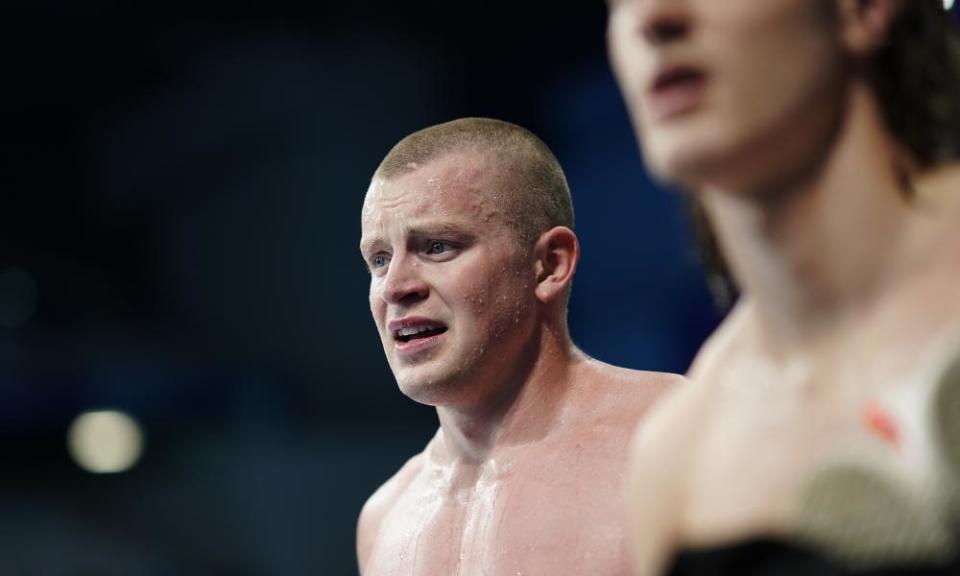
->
<box><xmin>652</xmin><ymin>67</ymin><xmax>705</xmax><ymax>93</ymax></box>
<box><xmin>647</xmin><ymin>66</ymin><xmax>707</xmax><ymax>119</ymax></box>
<box><xmin>394</xmin><ymin>325</ymin><xmax>448</xmax><ymax>343</ymax></box>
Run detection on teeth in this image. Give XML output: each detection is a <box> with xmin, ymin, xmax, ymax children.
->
<box><xmin>396</xmin><ymin>325</ymin><xmax>440</xmax><ymax>337</ymax></box>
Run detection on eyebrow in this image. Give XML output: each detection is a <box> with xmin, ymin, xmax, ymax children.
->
<box><xmin>358</xmin><ymin>237</ymin><xmax>381</xmax><ymax>256</ymax></box>
<box><xmin>407</xmin><ymin>222</ymin><xmax>471</xmax><ymax>238</ymax></box>
<box><xmin>359</xmin><ymin>221</ymin><xmax>474</xmax><ymax>254</ymax></box>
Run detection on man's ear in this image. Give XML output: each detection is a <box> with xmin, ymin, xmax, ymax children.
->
<box><xmin>533</xmin><ymin>226</ymin><xmax>579</xmax><ymax>303</ymax></box>
<box><xmin>837</xmin><ymin>0</ymin><xmax>902</xmax><ymax>57</ymax></box>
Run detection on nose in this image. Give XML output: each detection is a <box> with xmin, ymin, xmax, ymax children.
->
<box><xmin>380</xmin><ymin>254</ymin><xmax>428</xmax><ymax>306</ymax></box>
<box><xmin>631</xmin><ymin>0</ymin><xmax>691</xmax><ymax>45</ymax></box>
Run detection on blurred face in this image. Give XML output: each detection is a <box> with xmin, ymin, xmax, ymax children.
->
<box><xmin>608</xmin><ymin>0</ymin><xmax>847</xmax><ymax>193</ymax></box>
<box><xmin>359</xmin><ymin>151</ymin><xmax>538</xmax><ymax>406</ymax></box>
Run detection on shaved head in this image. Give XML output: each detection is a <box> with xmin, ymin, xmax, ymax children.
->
<box><xmin>373</xmin><ymin>117</ymin><xmax>574</xmax><ymax>244</ymax></box>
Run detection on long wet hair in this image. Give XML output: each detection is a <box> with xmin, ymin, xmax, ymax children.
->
<box><xmin>697</xmin><ymin>1</ymin><xmax>960</xmax><ymax>307</ymax></box>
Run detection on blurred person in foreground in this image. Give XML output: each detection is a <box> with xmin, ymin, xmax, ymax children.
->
<box><xmin>356</xmin><ymin>117</ymin><xmax>682</xmax><ymax>575</ymax></box>
<box><xmin>607</xmin><ymin>0</ymin><xmax>960</xmax><ymax>574</ymax></box>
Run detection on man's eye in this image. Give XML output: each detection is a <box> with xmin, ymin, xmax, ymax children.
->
<box><xmin>372</xmin><ymin>254</ymin><xmax>386</xmax><ymax>268</ymax></box>
<box><xmin>426</xmin><ymin>241</ymin><xmax>451</xmax><ymax>255</ymax></box>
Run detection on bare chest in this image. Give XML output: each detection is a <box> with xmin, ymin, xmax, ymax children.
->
<box><xmin>364</xmin><ymin>454</ymin><xmax>630</xmax><ymax>576</ymax></box>
<box><xmin>681</xmin><ymin>366</ymin><xmax>857</xmax><ymax>540</ymax></box>
<box><xmin>681</xmin><ymin>321</ymin><xmax>960</xmax><ymax>544</ymax></box>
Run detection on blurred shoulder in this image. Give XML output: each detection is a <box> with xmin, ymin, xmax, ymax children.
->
<box><xmin>618</xmin><ymin>305</ymin><xmax>754</xmax><ymax>576</ymax></box>
<box><xmin>356</xmin><ymin>450</ymin><xmax>427</xmax><ymax>571</ymax></box>
<box><xmin>687</xmin><ymin>298</ymin><xmax>751</xmax><ymax>381</ymax></box>
<box><xmin>627</xmin><ymin>301</ymin><xmax>753</xmax><ymax>501</ymax></box>
<box><xmin>622</xmin><ymin>364</ymin><xmax>714</xmax><ymax>576</ymax></box>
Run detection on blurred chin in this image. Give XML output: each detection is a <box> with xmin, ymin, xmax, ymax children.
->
<box><xmin>644</xmin><ymin>135</ymin><xmax>718</xmax><ymax>188</ymax></box>
<box><xmin>641</xmin><ymin>120</ymin><xmax>749</xmax><ymax>190</ymax></box>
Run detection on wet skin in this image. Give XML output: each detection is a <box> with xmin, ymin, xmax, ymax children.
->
<box><xmin>359</xmin><ymin>358</ymin><xmax>678</xmax><ymax>576</ymax></box>
<box><xmin>358</xmin><ymin>149</ymin><xmax>682</xmax><ymax>575</ymax></box>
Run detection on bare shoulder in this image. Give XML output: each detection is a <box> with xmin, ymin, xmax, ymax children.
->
<box><xmin>602</xmin><ymin>362</ymin><xmax>688</xmax><ymax>391</ymax></box>
<box><xmin>575</xmin><ymin>357</ymin><xmax>686</xmax><ymax>420</ymax></box>
<box><xmin>356</xmin><ymin>450</ymin><xmax>427</xmax><ymax>572</ymax></box>
<box><xmin>624</xmin><ymin>304</ymin><xmax>749</xmax><ymax>575</ymax></box>
<box><xmin>638</xmin><ymin>301</ymin><xmax>754</xmax><ymax>449</ymax></box>
<box><xmin>626</xmin><ymin>346</ymin><xmax>725</xmax><ymax>490</ymax></box>
<box><xmin>621</xmin><ymin>370</ymin><xmax>715</xmax><ymax>575</ymax></box>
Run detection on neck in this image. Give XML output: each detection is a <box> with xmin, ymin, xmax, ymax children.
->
<box><xmin>702</xmin><ymin>83</ymin><xmax>913</xmax><ymax>351</ymax></box>
<box><xmin>433</xmin><ymin>319</ymin><xmax>578</xmax><ymax>465</ymax></box>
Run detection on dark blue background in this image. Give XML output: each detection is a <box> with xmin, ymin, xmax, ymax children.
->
<box><xmin>1</xmin><ymin>1</ymin><xmax>724</xmax><ymax>574</ymax></box>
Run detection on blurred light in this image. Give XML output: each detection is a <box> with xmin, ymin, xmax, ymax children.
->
<box><xmin>0</xmin><ymin>266</ymin><xmax>39</xmax><ymax>328</ymax></box>
<box><xmin>947</xmin><ymin>0</ymin><xmax>955</xmax><ymax>10</ymax></box>
<box><xmin>67</xmin><ymin>410</ymin><xmax>145</xmax><ymax>474</ymax></box>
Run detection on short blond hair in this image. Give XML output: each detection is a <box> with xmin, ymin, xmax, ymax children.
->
<box><xmin>374</xmin><ymin>117</ymin><xmax>574</xmax><ymax>244</ymax></box>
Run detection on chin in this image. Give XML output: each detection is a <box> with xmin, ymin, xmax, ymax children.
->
<box><xmin>394</xmin><ymin>367</ymin><xmax>458</xmax><ymax>406</ymax></box>
<box><xmin>643</xmin><ymin>123</ymin><xmax>758</xmax><ymax>191</ymax></box>
<box><xmin>646</xmin><ymin>141</ymin><xmax>723</xmax><ymax>188</ymax></box>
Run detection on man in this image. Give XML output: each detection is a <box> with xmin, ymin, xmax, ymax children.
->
<box><xmin>607</xmin><ymin>0</ymin><xmax>960</xmax><ymax>574</ymax></box>
<box><xmin>356</xmin><ymin>117</ymin><xmax>682</xmax><ymax>575</ymax></box>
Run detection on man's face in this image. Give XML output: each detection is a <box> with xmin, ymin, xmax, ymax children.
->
<box><xmin>607</xmin><ymin>0</ymin><xmax>845</xmax><ymax>193</ymax></box>
<box><xmin>359</xmin><ymin>151</ymin><xmax>538</xmax><ymax>406</ymax></box>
